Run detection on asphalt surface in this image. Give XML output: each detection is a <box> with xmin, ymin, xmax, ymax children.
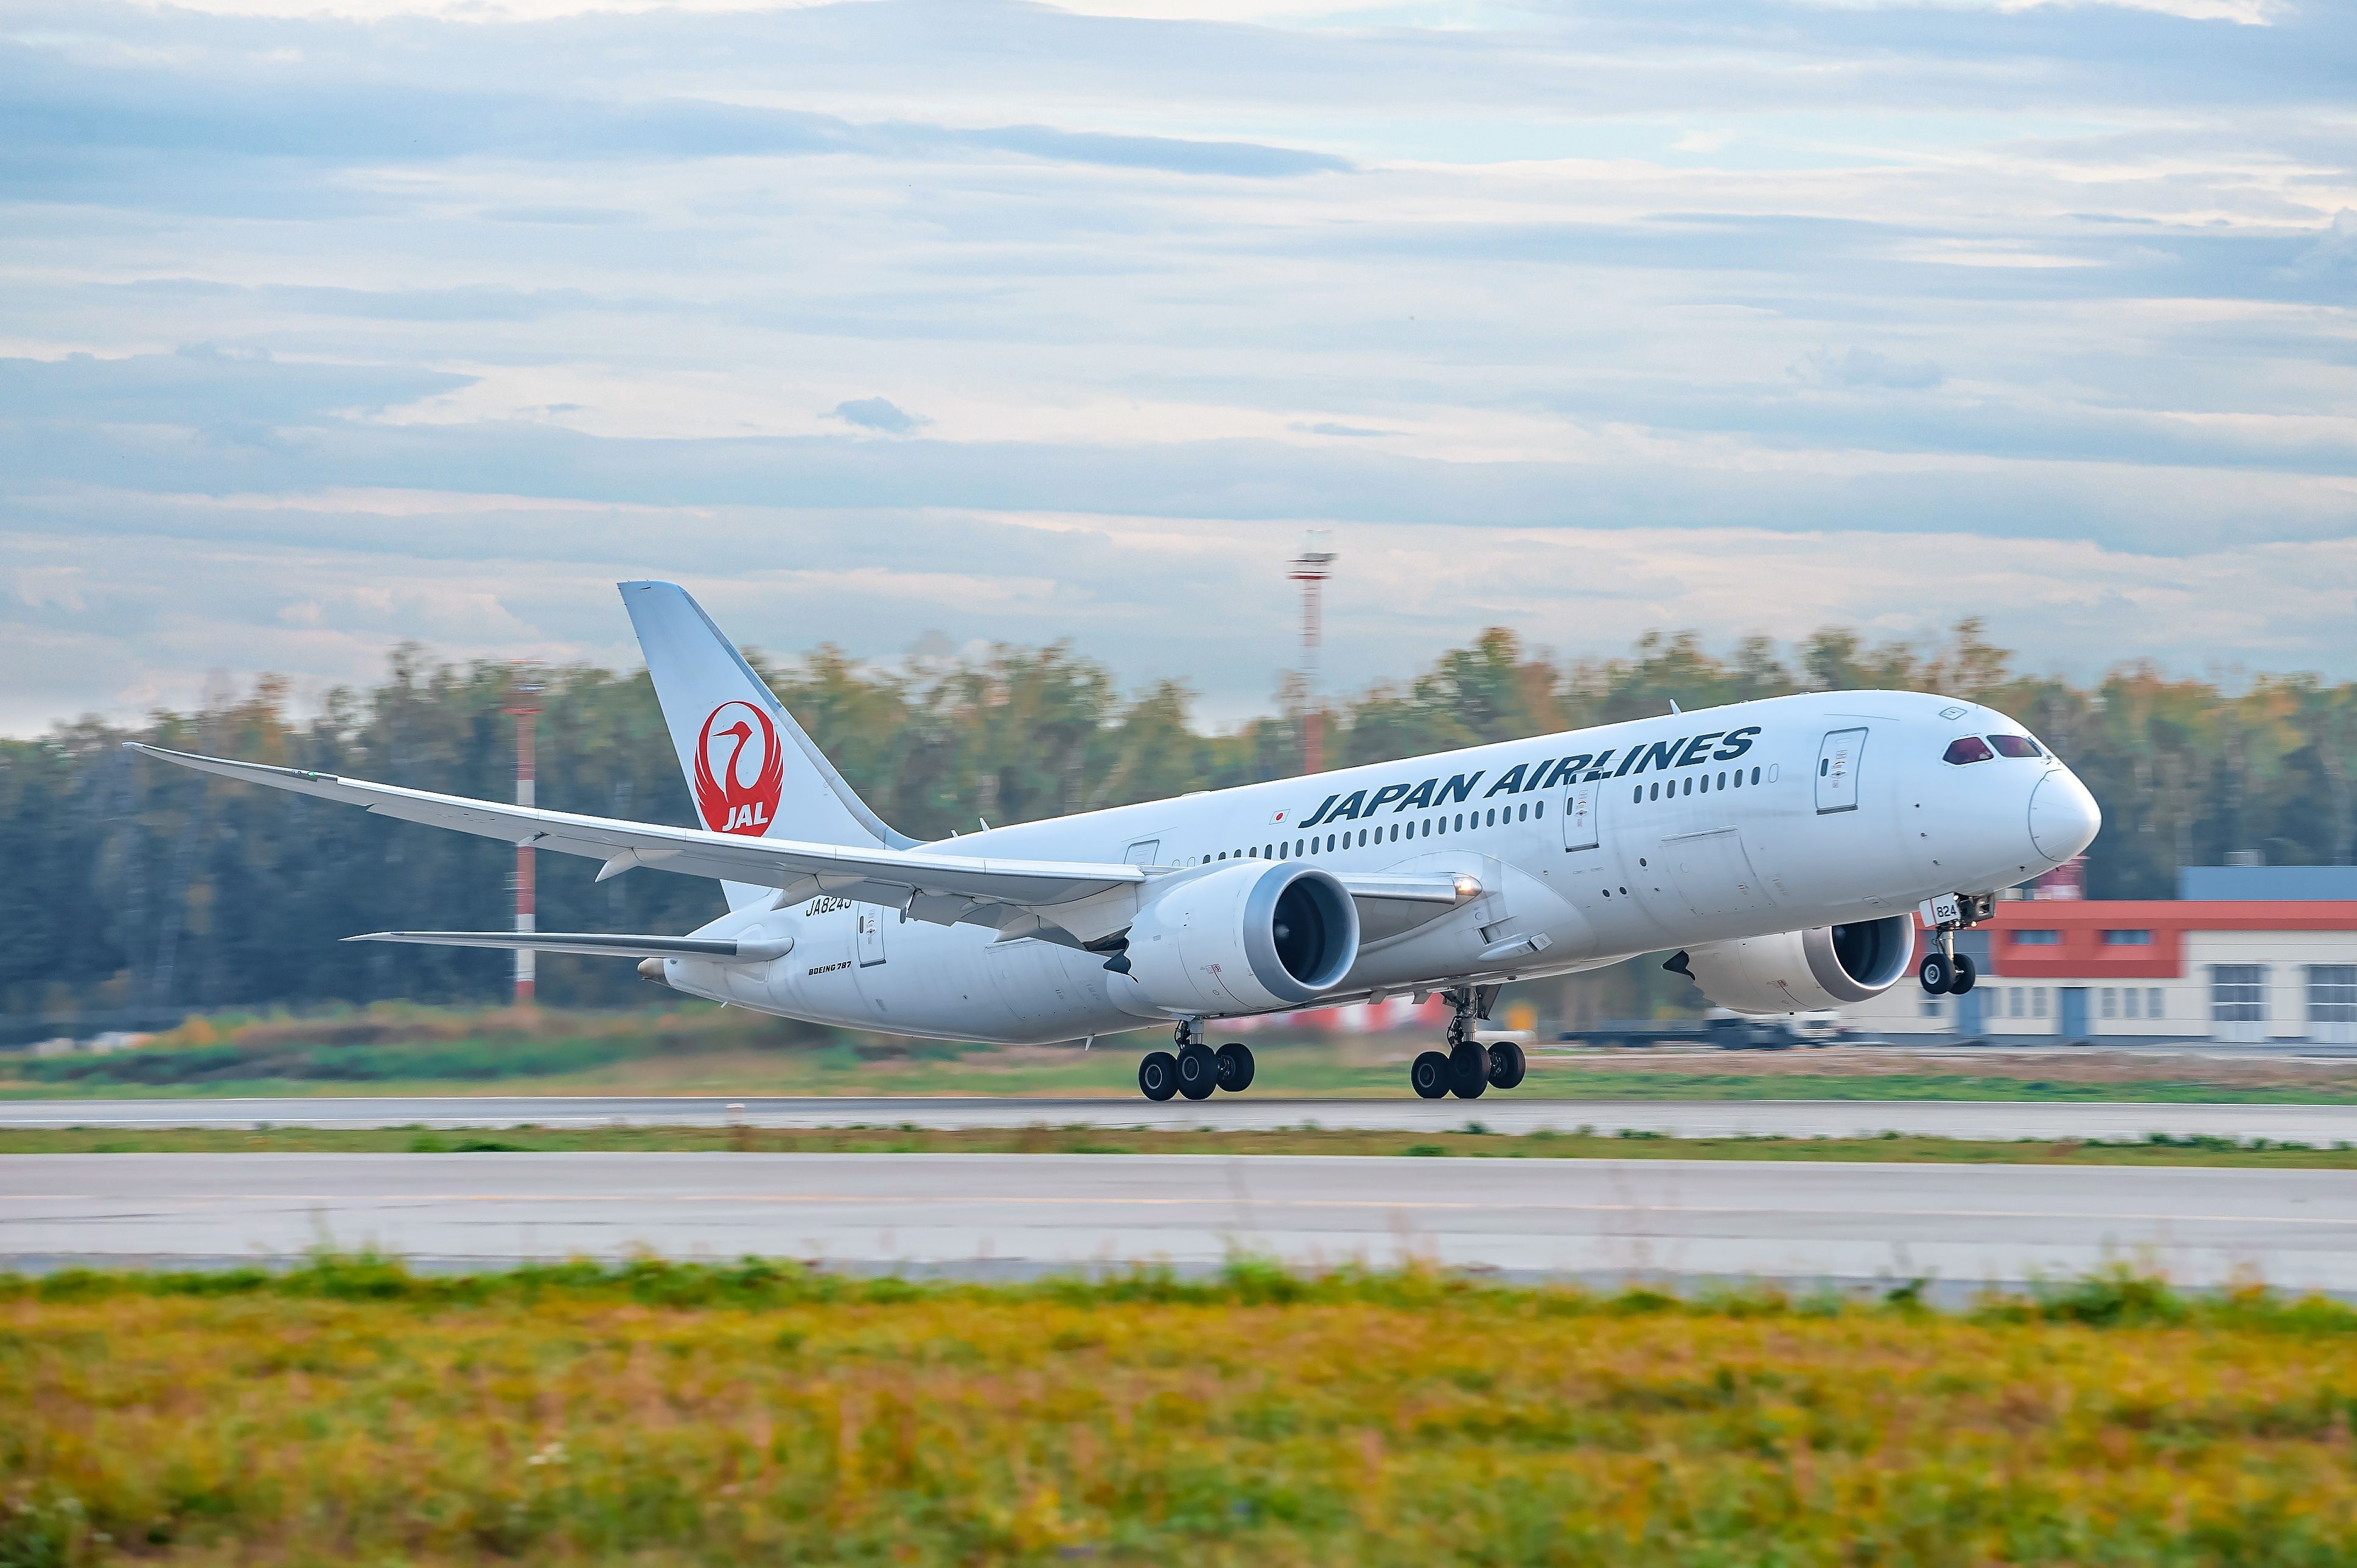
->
<box><xmin>8</xmin><ymin>1152</ymin><xmax>2353</xmax><ymax>1292</ymax></box>
<box><xmin>9</xmin><ymin>1094</ymin><xmax>2357</xmax><ymax>1143</ymax></box>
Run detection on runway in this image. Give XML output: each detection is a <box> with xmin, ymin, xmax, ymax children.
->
<box><xmin>8</xmin><ymin>1152</ymin><xmax>2355</xmax><ymax>1293</ymax></box>
<box><xmin>9</xmin><ymin>1093</ymin><xmax>2357</xmax><ymax>1144</ymax></box>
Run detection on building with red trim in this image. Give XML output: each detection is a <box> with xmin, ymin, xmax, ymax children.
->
<box><xmin>1849</xmin><ymin>865</ymin><xmax>2357</xmax><ymax>1044</ymax></box>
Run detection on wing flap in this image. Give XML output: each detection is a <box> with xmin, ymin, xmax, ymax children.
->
<box><xmin>344</xmin><ymin>930</ymin><xmax>795</xmax><ymax>962</ymax></box>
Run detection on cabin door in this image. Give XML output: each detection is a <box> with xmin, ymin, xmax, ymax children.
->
<box><xmin>1815</xmin><ymin>728</ymin><xmax>1867</xmax><ymax>814</ymax></box>
<box><xmin>1561</xmin><ymin>778</ymin><xmax>1601</xmax><ymax>851</ymax></box>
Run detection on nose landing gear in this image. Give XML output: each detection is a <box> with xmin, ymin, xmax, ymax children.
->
<box><xmin>1918</xmin><ymin>891</ymin><xmax>1992</xmax><ymax>997</ymax></box>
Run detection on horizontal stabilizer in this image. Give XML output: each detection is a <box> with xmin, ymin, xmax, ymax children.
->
<box><xmin>344</xmin><ymin>930</ymin><xmax>795</xmax><ymax>963</ymax></box>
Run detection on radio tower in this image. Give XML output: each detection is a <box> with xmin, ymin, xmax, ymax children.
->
<box><xmin>505</xmin><ymin>662</ymin><xmax>545</xmax><ymax>1005</ymax></box>
<box><xmin>1289</xmin><ymin>534</ymin><xmax>1338</xmax><ymax>774</ymax></box>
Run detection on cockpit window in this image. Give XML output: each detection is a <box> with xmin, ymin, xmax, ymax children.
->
<box><xmin>1988</xmin><ymin>734</ymin><xmax>2042</xmax><ymax>759</ymax></box>
<box><xmin>1943</xmin><ymin>736</ymin><xmax>1995</xmax><ymax>765</ymax></box>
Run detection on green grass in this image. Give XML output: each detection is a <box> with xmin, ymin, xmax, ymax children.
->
<box><xmin>9</xmin><ymin>1122</ymin><xmax>2357</xmax><ymax>1166</ymax></box>
<box><xmin>14</xmin><ymin>1000</ymin><xmax>2357</xmax><ymax>1104</ymax></box>
<box><xmin>8</xmin><ymin>1254</ymin><xmax>2357</xmax><ymax>1565</ymax></box>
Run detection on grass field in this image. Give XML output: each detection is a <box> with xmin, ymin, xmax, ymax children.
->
<box><xmin>9</xmin><ymin>1122</ymin><xmax>2357</xmax><ymax>1167</ymax></box>
<box><xmin>13</xmin><ymin>1002</ymin><xmax>2357</xmax><ymax>1105</ymax></box>
<box><xmin>6</xmin><ymin>1255</ymin><xmax>2356</xmax><ymax>1565</ymax></box>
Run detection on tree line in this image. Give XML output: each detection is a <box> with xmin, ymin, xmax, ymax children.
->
<box><xmin>4</xmin><ymin>622</ymin><xmax>2353</xmax><ymax>1020</ymax></box>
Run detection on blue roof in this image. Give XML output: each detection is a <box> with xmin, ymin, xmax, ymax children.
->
<box><xmin>2179</xmin><ymin>865</ymin><xmax>2357</xmax><ymax>901</ymax></box>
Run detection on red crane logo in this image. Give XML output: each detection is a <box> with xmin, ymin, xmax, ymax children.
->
<box><xmin>693</xmin><ymin>702</ymin><xmax>786</xmax><ymax>836</ymax></box>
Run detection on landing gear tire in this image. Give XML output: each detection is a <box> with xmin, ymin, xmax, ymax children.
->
<box><xmin>1138</xmin><ymin>1051</ymin><xmax>1178</xmax><ymax>1102</ymax></box>
<box><xmin>1411</xmin><ymin>1051</ymin><xmax>1451</xmax><ymax>1099</ymax></box>
<box><xmin>1449</xmin><ymin>1039</ymin><xmax>1491</xmax><ymax>1099</ymax></box>
<box><xmin>1215</xmin><ymin>1042</ymin><xmax>1255</xmax><ymax>1093</ymax></box>
<box><xmin>1947</xmin><ymin>953</ymin><xmax>1977</xmax><ymax>995</ymax></box>
<box><xmin>1486</xmin><ymin>1040</ymin><xmax>1526</xmax><ymax>1090</ymax></box>
<box><xmin>1918</xmin><ymin>952</ymin><xmax>1954</xmax><ymax>995</ymax></box>
<box><xmin>1176</xmin><ymin>1040</ymin><xmax>1220</xmax><ymax>1100</ymax></box>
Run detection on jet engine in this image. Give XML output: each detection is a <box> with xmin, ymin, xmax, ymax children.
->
<box><xmin>1120</xmin><ymin>859</ymin><xmax>1360</xmax><ymax>1016</ymax></box>
<box><xmin>1667</xmin><ymin>915</ymin><xmax>1914</xmax><ymax>1016</ymax></box>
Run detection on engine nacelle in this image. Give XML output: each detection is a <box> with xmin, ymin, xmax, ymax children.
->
<box><xmin>1671</xmin><ymin>915</ymin><xmax>1913</xmax><ymax>1016</ymax></box>
<box><xmin>1122</xmin><ymin>859</ymin><xmax>1360</xmax><ymax>1016</ymax></box>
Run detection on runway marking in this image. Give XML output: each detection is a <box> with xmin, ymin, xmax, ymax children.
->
<box><xmin>7</xmin><ymin>1194</ymin><xmax>2352</xmax><ymax>1227</ymax></box>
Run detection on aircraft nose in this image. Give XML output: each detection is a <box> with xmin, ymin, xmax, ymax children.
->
<box><xmin>2028</xmin><ymin>769</ymin><xmax>2101</xmax><ymax>863</ymax></box>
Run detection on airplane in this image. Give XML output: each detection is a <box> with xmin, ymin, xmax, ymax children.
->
<box><xmin>131</xmin><ymin>581</ymin><xmax>2101</xmax><ymax>1102</ymax></box>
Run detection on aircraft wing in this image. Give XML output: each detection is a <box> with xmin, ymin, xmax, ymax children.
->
<box><xmin>127</xmin><ymin>744</ymin><xmax>1144</xmax><ymax>921</ymax></box>
<box><xmin>130</xmin><ymin>744</ymin><xmax>1483</xmax><ymax>946</ymax></box>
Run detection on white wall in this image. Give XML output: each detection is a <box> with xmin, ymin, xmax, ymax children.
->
<box><xmin>1839</xmin><ymin>929</ymin><xmax>2357</xmax><ymax>1042</ymax></box>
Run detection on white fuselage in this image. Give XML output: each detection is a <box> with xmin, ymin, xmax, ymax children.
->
<box><xmin>663</xmin><ymin>689</ymin><xmax>2099</xmax><ymax>1044</ymax></box>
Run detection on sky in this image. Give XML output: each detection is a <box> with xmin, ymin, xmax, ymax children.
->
<box><xmin>2</xmin><ymin>0</ymin><xmax>2353</xmax><ymax>736</ymax></box>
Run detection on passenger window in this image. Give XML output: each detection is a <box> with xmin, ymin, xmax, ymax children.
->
<box><xmin>1422</xmin><ymin>820</ymin><xmax>1431</xmax><ymax>837</ymax></box>
<box><xmin>1988</xmin><ymin>734</ymin><xmax>2042</xmax><ymax>759</ymax></box>
<box><xmin>1649</xmin><ymin>782</ymin><xmax>1660</xmax><ymax>801</ymax></box>
<box><xmin>1536</xmin><ymin>800</ymin><xmax>1544</xmax><ymax>817</ymax></box>
<box><xmin>1632</xmin><ymin>786</ymin><xmax>1642</xmax><ymax>804</ymax></box>
<box><xmin>1683</xmin><ymin>777</ymin><xmax>1692</xmax><ymax>796</ymax></box>
<box><xmin>1943</xmin><ymin>736</ymin><xmax>1996</xmax><ymax>765</ymax></box>
<box><xmin>1750</xmin><ymin>767</ymin><xmax>1760</xmax><ymax>785</ymax></box>
<box><xmin>1454</xmin><ymin>814</ymin><xmax>1464</xmax><ymax>831</ymax></box>
<box><xmin>1717</xmin><ymin>771</ymin><xmax>1727</xmax><ymax>789</ymax></box>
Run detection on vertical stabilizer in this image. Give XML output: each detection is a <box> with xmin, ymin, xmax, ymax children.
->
<box><xmin>620</xmin><ymin>581</ymin><xmax>913</xmax><ymax>909</ymax></box>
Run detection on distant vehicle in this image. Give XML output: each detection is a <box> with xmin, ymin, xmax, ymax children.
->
<box><xmin>1561</xmin><ymin>1009</ymin><xmax>1852</xmax><ymax>1050</ymax></box>
<box><xmin>132</xmin><ymin>582</ymin><xmax>2097</xmax><ymax>1103</ymax></box>
<box><xmin>1708</xmin><ymin>1007</ymin><xmax>1849</xmax><ymax>1050</ymax></box>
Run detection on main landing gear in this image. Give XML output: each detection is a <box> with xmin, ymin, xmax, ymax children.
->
<box><xmin>1137</xmin><ymin>1020</ymin><xmax>1255</xmax><ymax>1102</ymax></box>
<box><xmin>1411</xmin><ymin>987</ymin><xmax>1526</xmax><ymax>1100</ymax></box>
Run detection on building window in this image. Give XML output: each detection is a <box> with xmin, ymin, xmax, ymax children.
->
<box><xmin>2212</xmin><ymin>965</ymin><xmax>2268</xmax><ymax>1023</ymax></box>
<box><xmin>2123</xmin><ymin>988</ymin><xmax>2140</xmax><ymax>1020</ymax></box>
<box><xmin>2101</xmin><ymin>988</ymin><xmax>2117</xmax><ymax>1018</ymax></box>
<box><xmin>1920</xmin><ymin>995</ymin><xmax>1947</xmax><ymax>1019</ymax></box>
<box><xmin>2311</xmin><ymin>966</ymin><xmax>2357</xmax><ymax>1025</ymax></box>
<box><xmin>2033</xmin><ymin>988</ymin><xmax>2047</xmax><ymax>1018</ymax></box>
<box><xmin>2013</xmin><ymin>929</ymin><xmax>2061</xmax><ymax>946</ymax></box>
<box><xmin>2148</xmin><ymin>988</ymin><xmax>2163</xmax><ymax>1018</ymax></box>
<box><xmin>2009</xmin><ymin>988</ymin><xmax>2024</xmax><ymax>1018</ymax></box>
<box><xmin>2101</xmin><ymin>930</ymin><xmax>2154</xmax><ymax>946</ymax></box>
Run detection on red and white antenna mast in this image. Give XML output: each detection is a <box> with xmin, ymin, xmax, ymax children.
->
<box><xmin>505</xmin><ymin>661</ymin><xmax>545</xmax><ymax>1005</ymax></box>
<box><xmin>1288</xmin><ymin>532</ymin><xmax>1338</xmax><ymax>775</ymax></box>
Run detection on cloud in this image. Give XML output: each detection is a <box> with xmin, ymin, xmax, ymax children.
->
<box><xmin>1798</xmin><ymin>348</ymin><xmax>1947</xmax><ymax>391</ymax></box>
<box><xmin>3</xmin><ymin>0</ymin><xmax>2354</xmax><ymax>731</ymax></box>
<box><xmin>827</xmin><ymin>398</ymin><xmax>927</xmax><ymax>435</ymax></box>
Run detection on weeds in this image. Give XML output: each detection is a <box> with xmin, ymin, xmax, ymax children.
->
<box><xmin>6</xmin><ymin>1255</ymin><xmax>2357</xmax><ymax>1563</ymax></box>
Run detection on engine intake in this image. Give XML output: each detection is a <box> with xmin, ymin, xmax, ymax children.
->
<box><xmin>1668</xmin><ymin>915</ymin><xmax>1913</xmax><ymax>1016</ymax></box>
<box><xmin>1119</xmin><ymin>859</ymin><xmax>1360</xmax><ymax>1016</ymax></box>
